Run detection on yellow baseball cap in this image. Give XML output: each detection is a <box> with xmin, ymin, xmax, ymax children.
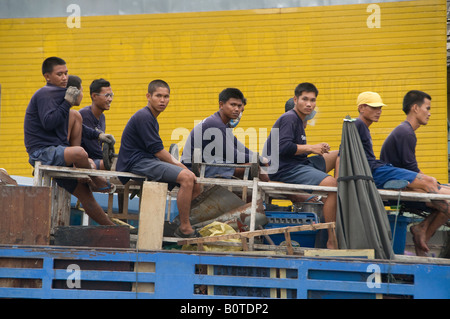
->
<box><xmin>357</xmin><ymin>91</ymin><xmax>386</xmax><ymax>107</ymax></box>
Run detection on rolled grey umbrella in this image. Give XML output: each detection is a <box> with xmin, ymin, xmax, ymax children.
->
<box><xmin>336</xmin><ymin>116</ymin><xmax>394</xmax><ymax>260</ymax></box>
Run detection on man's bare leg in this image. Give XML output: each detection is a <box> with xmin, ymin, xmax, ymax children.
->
<box><xmin>64</xmin><ymin>146</ymin><xmax>111</xmax><ymax>191</ymax></box>
<box><xmin>319</xmin><ymin>176</ymin><xmax>338</xmax><ymax>249</ymax></box>
<box><xmin>411</xmin><ymin>202</ymin><xmax>450</xmax><ymax>256</ymax></box>
<box><xmin>322</xmin><ymin>150</ymin><xmax>338</xmax><ymax>174</ymax></box>
<box><xmin>175</xmin><ymin>169</ymin><xmax>199</xmax><ymax>236</ymax></box>
<box><xmin>72</xmin><ymin>183</ymin><xmax>115</xmax><ymax>225</ymax></box>
<box><xmin>68</xmin><ymin>109</ymin><xmax>83</xmax><ymax>146</ymax></box>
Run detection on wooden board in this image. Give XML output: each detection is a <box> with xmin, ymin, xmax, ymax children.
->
<box><xmin>134</xmin><ymin>181</ymin><xmax>168</xmax><ymax>293</ymax></box>
<box><xmin>0</xmin><ymin>185</ymin><xmax>51</xmax><ymax>245</ymax></box>
<box><xmin>303</xmin><ymin>249</ymin><xmax>375</xmax><ymax>259</ymax></box>
<box><xmin>0</xmin><ymin>185</ymin><xmax>52</xmax><ymax>289</ymax></box>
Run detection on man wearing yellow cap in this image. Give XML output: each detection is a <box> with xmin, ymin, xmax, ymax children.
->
<box><xmin>354</xmin><ymin>91</ymin><xmax>450</xmax><ymax>255</ymax></box>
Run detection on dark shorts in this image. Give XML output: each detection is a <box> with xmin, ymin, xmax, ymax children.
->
<box><xmin>372</xmin><ymin>164</ymin><xmax>418</xmax><ymax>189</ymax></box>
<box><xmin>184</xmin><ymin>161</ymin><xmax>234</xmax><ymax>179</ymax></box>
<box><xmin>130</xmin><ymin>157</ymin><xmax>183</xmax><ymax>190</ymax></box>
<box><xmin>93</xmin><ymin>159</ymin><xmax>101</xmax><ymax>170</ymax></box>
<box><xmin>272</xmin><ymin>155</ymin><xmax>329</xmax><ymax>186</ymax></box>
<box><xmin>28</xmin><ymin>145</ymin><xmax>78</xmax><ymax>194</ymax></box>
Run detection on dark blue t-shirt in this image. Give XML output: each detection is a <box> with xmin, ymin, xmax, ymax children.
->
<box><xmin>24</xmin><ymin>83</ymin><xmax>72</xmax><ymax>155</ymax></box>
<box><xmin>79</xmin><ymin>105</ymin><xmax>106</xmax><ymax>160</ymax></box>
<box><xmin>263</xmin><ymin>109</ymin><xmax>308</xmax><ymax>178</ymax></box>
<box><xmin>380</xmin><ymin>121</ymin><xmax>419</xmax><ymax>173</ymax></box>
<box><xmin>180</xmin><ymin>111</ymin><xmax>252</xmax><ymax>167</ymax></box>
<box><xmin>354</xmin><ymin>118</ymin><xmax>386</xmax><ymax>172</ymax></box>
<box><xmin>116</xmin><ymin>106</ymin><xmax>164</xmax><ymax>173</ymax></box>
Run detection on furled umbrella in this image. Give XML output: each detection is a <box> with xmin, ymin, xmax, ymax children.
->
<box><xmin>336</xmin><ymin>116</ymin><xmax>394</xmax><ymax>259</ymax></box>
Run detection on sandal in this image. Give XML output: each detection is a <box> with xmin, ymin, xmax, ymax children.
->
<box><xmin>174</xmin><ymin>227</ymin><xmax>200</xmax><ymax>238</ymax></box>
<box><xmin>91</xmin><ymin>181</ymin><xmax>116</xmax><ymax>194</ymax></box>
<box><xmin>305</xmin><ymin>195</ymin><xmax>322</xmax><ymax>203</ymax></box>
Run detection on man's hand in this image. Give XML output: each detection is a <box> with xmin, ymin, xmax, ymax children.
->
<box><xmin>310</xmin><ymin>143</ymin><xmax>330</xmax><ymax>155</ymax></box>
<box><xmin>64</xmin><ymin>86</ymin><xmax>81</xmax><ymax>106</ymax></box>
<box><xmin>98</xmin><ymin>132</ymin><xmax>116</xmax><ymax>145</ymax></box>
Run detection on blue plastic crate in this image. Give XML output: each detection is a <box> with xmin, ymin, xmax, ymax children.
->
<box><xmin>264</xmin><ymin>212</ymin><xmax>319</xmax><ymax>247</ymax></box>
<box><xmin>388</xmin><ymin>214</ymin><xmax>411</xmax><ymax>255</ymax></box>
<box><xmin>265</xmin><ymin>211</ymin><xmax>319</xmax><ymax>225</ymax></box>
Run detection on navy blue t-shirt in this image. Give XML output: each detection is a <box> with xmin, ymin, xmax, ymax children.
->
<box><xmin>116</xmin><ymin>106</ymin><xmax>164</xmax><ymax>173</ymax></box>
<box><xmin>79</xmin><ymin>105</ymin><xmax>106</xmax><ymax>160</ymax></box>
<box><xmin>380</xmin><ymin>121</ymin><xmax>419</xmax><ymax>173</ymax></box>
<box><xmin>354</xmin><ymin>118</ymin><xmax>386</xmax><ymax>172</ymax></box>
<box><xmin>24</xmin><ymin>83</ymin><xmax>72</xmax><ymax>155</ymax></box>
<box><xmin>263</xmin><ymin>109</ymin><xmax>308</xmax><ymax>178</ymax></box>
<box><xmin>181</xmin><ymin>111</ymin><xmax>252</xmax><ymax>167</ymax></box>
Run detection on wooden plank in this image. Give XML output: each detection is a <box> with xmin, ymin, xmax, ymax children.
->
<box><xmin>177</xmin><ymin>222</ymin><xmax>336</xmax><ymax>246</ymax></box>
<box><xmin>0</xmin><ymin>185</ymin><xmax>51</xmax><ymax>289</ymax></box>
<box><xmin>36</xmin><ymin>164</ymin><xmax>450</xmax><ymax>204</ymax></box>
<box><xmin>283</xmin><ymin>230</ymin><xmax>294</xmax><ymax>255</ymax></box>
<box><xmin>136</xmin><ymin>182</ymin><xmax>168</xmax><ymax>250</ymax></box>
<box><xmin>50</xmin><ymin>182</ymin><xmax>71</xmax><ymax>234</ymax></box>
<box><xmin>248</xmin><ymin>178</ymin><xmax>259</xmax><ymax>248</ymax></box>
<box><xmin>134</xmin><ymin>181</ymin><xmax>168</xmax><ymax>293</ymax></box>
<box><xmin>304</xmin><ymin>249</ymin><xmax>375</xmax><ymax>259</ymax></box>
<box><xmin>198</xmin><ymin>177</ymin><xmax>450</xmax><ymax>202</ymax></box>
<box><xmin>0</xmin><ymin>186</ymin><xmax>51</xmax><ymax>245</ymax></box>
<box><xmin>36</xmin><ymin>164</ymin><xmax>145</xmax><ymax>180</ymax></box>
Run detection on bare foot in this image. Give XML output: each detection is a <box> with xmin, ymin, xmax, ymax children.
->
<box><xmin>326</xmin><ymin>241</ymin><xmax>337</xmax><ymax>249</ymax></box>
<box><xmin>89</xmin><ymin>176</ymin><xmax>115</xmax><ymax>193</ymax></box>
<box><xmin>289</xmin><ymin>194</ymin><xmax>321</xmax><ymax>203</ymax></box>
<box><xmin>410</xmin><ymin>224</ymin><xmax>429</xmax><ymax>256</ymax></box>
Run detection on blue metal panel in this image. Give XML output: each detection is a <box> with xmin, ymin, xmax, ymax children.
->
<box><xmin>0</xmin><ymin>245</ymin><xmax>448</xmax><ymax>299</ymax></box>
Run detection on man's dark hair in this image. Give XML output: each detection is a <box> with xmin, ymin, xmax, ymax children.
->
<box><xmin>67</xmin><ymin>75</ymin><xmax>82</xmax><ymax>89</ymax></box>
<box><xmin>218</xmin><ymin>88</ymin><xmax>244</xmax><ymax>103</ymax></box>
<box><xmin>402</xmin><ymin>90</ymin><xmax>431</xmax><ymax>114</ymax></box>
<box><xmin>294</xmin><ymin>82</ymin><xmax>319</xmax><ymax>98</ymax></box>
<box><xmin>90</xmin><ymin>78</ymin><xmax>111</xmax><ymax>96</ymax></box>
<box><xmin>148</xmin><ymin>79</ymin><xmax>170</xmax><ymax>94</ymax></box>
<box><xmin>42</xmin><ymin>57</ymin><xmax>66</xmax><ymax>75</ymax></box>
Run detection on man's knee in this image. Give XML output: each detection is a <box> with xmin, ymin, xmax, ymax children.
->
<box><xmin>319</xmin><ymin>175</ymin><xmax>337</xmax><ymax>187</ymax></box>
<box><xmin>413</xmin><ymin>173</ymin><xmax>439</xmax><ymax>192</ymax></box>
<box><xmin>64</xmin><ymin>146</ymin><xmax>89</xmax><ymax>164</ymax></box>
<box><xmin>177</xmin><ymin>169</ymin><xmax>196</xmax><ymax>187</ymax></box>
<box><xmin>69</xmin><ymin>109</ymin><xmax>82</xmax><ymax>123</ymax></box>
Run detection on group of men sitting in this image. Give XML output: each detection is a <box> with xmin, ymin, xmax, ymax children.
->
<box><xmin>22</xmin><ymin>56</ymin><xmax>449</xmax><ymax>256</ymax></box>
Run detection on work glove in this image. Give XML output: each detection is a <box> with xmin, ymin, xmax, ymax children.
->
<box><xmin>64</xmin><ymin>86</ymin><xmax>81</xmax><ymax>106</ymax></box>
<box><xmin>98</xmin><ymin>132</ymin><xmax>116</xmax><ymax>145</ymax></box>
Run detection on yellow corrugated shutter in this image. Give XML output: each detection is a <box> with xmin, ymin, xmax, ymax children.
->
<box><xmin>0</xmin><ymin>0</ymin><xmax>447</xmax><ymax>181</ymax></box>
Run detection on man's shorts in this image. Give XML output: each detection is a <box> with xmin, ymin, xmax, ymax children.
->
<box><xmin>93</xmin><ymin>159</ymin><xmax>101</xmax><ymax>170</ymax></box>
<box><xmin>130</xmin><ymin>157</ymin><xmax>183</xmax><ymax>190</ymax></box>
<box><xmin>272</xmin><ymin>155</ymin><xmax>329</xmax><ymax>186</ymax></box>
<box><xmin>372</xmin><ymin>164</ymin><xmax>418</xmax><ymax>189</ymax></box>
<box><xmin>28</xmin><ymin>145</ymin><xmax>78</xmax><ymax>194</ymax></box>
<box><xmin>184</xmin><ymin>161</ymin><xmax>234</xmax><ymax>179</ymax></box>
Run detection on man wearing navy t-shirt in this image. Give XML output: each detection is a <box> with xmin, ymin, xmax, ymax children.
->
<box><xmin>80</xmin><ymin>78</ymin><xmax>115</xmax><ymax>170</ymax></box>
<box><xmin>380</xmin><ymin>90</ymin><xmax>449</xmax><ymax>256</ymax></box>
<box><xmin>264</xmin><ymin>82</ymin><xmax>338</xmax><ymax>249</ymax></box>
<box><xmin>24</xmin><ymin>57</ymin><xmax>115</xmax><ymax>226</ymax></box>
<box><xmin>350</xmin><ymin>91</ymin><xmax>450</xmax><ymax>255</ymax></box>
<box><xmin>181</xmin><ymin>88</ymin><xmax>268</xmax><ymax>181</ymax></box>
<box><xmin>117</xmin><ymin>80</ymin><xmax>202</xmax><ymax>238</ymax></box>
